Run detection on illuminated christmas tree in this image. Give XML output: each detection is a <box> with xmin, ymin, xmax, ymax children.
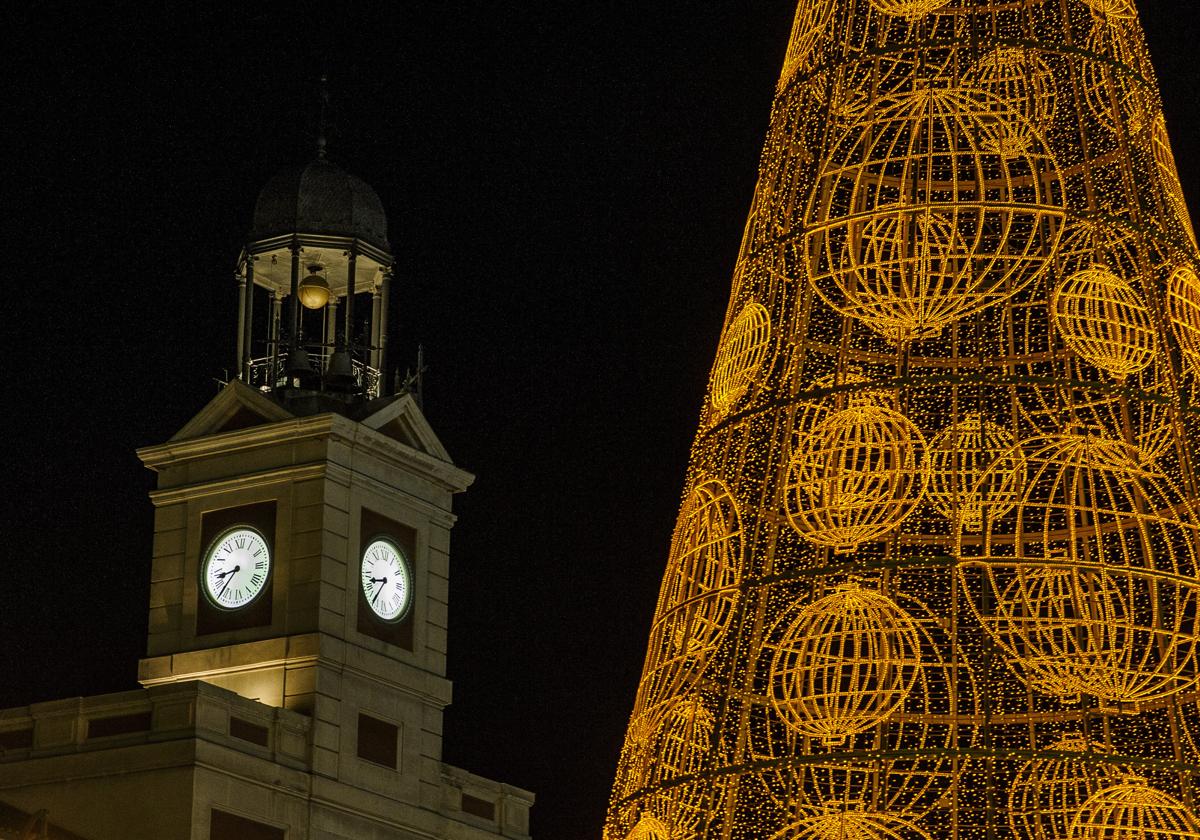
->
<box><xmin>606</xmin><ymin>0</ymin><xmax>1200</xmax><ymax>837</ymax></box>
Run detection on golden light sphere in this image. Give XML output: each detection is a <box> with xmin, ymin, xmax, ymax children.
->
<box><xmin>785</xmin><ymin>402</ymin><xmax>928</xmax><ymax>552</ymax></box>
<box><xmin>1070</xmin><ymin>781</ymin><xmax>1200</xmax><ymax>839</ymax></box>
<box><xmin>1052</xmin><ymin>266</ymin><xmax>1157</xmax><ymax>379</ymax></box>
<box><xmin>1008</xmin><ymin>737</ymin><xmax>1133</xmax><ymax>840</ymax></box>
<box><xmin>804</xmin><ymin>88</ymin><xmax>1063</xmax><ymax>341</ymax></box>
<box><xmin>778</xmin><ymin>0</ymin><xmax>836</xmax><ymax>87</ymax></box>
<box><xmin>640</xmin><ymin>479</ymin><xmax>742</xmax><ymax>705</ymax></box>
<box><xmin>1080</xmin><ymin>0</ymin><xmax>1137</xmax><ymax>19</ymax></box>
<box><xmin>1082</xmin><ymin>23</ymin><xmax>1156</xmax><ymax>136</ymax></box>
<box><xmin>1169</xmin><ymin>265</ymin><xmax>1200</xmax><ymax>372</ymax></box>
<box><xmin>625</xmin><ymin>815</ymin><xmax>670</xmax><ymax>840</ymax></box>
<box><xmin>711</xmin><ymin>302</ymin><xmax>772</xmax><ymax>413</ymax></box>
<box><xmin>959</xmin><ymin>432</ymin><xmax>1200</xmax><ymax>707</ymax></box>
<box><xmin>768</xmin><ymin>584</ymin><xmax>922</xmax><ymax>746</ymax></box>
<box><xmin>297</xmin><ymin>271</ymin><xmax>332</xmax><ymax>310</ymax></box>
<box><xmin>776</xmin><ymin>811</ymin><xmax>931</xmax><ymax>840</ymax></box>
<box><xmin>927</xmin><ymin>413</ymin><xmax>1023</xmax><ymax>532</ymax></box>
<box><xmin>644</xmin><ymin>698</ymin><xmax>718</xmax><ymax>837</ymax></box>
<box><xmin>867</xmin><ymin>0</ymin><xmax>949</xmax><ymax>19</ymax></box>
<box><xmin>971</xmin><ymin>48</ymin><xmax>1057</xmax><ymax>155</ymax></box>
<box><xmin>1152</xmin><ymin>115</ymin><xmax>1197</xmax><ymax>246</ymax></box>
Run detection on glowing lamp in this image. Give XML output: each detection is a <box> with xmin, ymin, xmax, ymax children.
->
<box><xmin>298</xmin><ymin>265</ymin><xmax>331</xmax><ymax>310</ymax></box>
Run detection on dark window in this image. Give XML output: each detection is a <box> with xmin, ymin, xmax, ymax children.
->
<box><xmin>461</xmin><ymin>793</ymin><xmax>497</xmax><ymax>821</ymax></box>
<box><xmin>356</xmin><ymin>712</ymin><xmax>398</xmax><ymax>769</ymax></box>
<box><xmin>229</xmin><ymin>717</ymin><xmax>270</xmax><ymax>747</ymax></box>
<box><xmin>210</xmin><ymin>809</ymin><xmax>284</xmax><ymax>840</ymax></box>
<box><xmin>0</xmin><ymin>728</ymin><xmax>33</xmax><ymax>750</ymax></box>
<box><xmin>86</xmin><ymin>711</ymin><xmax>152</xmax><ymax>739</ymax></box>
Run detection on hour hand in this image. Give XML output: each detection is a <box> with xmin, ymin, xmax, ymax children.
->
<box><xmin>371</xmin><ymin>577</ymin><xmax>388</xmax><ymax>605</ymax></box>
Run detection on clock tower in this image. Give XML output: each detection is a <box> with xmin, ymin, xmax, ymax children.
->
<box><xmin>0</xmin><ymin>138</ymin><xmax>534</xmax><ymax>839</ymax></box>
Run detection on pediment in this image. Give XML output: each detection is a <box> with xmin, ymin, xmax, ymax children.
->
<box><xmin>170</xmin><ymin>380</ymin><xmax>293</xmax><ymax>442</ymax></box>
<box><xmin>361</xmin><ymin>393</ymin><xmax>453</xmax><ymax>463</ymax></box>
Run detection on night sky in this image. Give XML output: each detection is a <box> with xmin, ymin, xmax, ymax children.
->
<box><xmin>7</xmin><ymin>2</ymin><xmax>1200</xmax><ymax>837</ymax></box>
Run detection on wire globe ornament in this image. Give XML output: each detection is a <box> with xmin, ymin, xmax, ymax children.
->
<box><xmin>638</xmin><ymin>479</ymin><xmax>742</xmax><ymax>709</ymax></box>
<box><xmin>778</xmin><ymin>0</ymin><xmax>837</xmax><ymax>88</ymax></box>
<box><xmin>1169</xmin><ymin>266</ymin><xmax>1200</xmax><ymax>372</ymax></box>
<box><xmin>867</xmin><ymin>0</ymin><xmax>950</xmax><ymax>20</ymax></box>
<box><xmin>1052</xmin><ymin>266</ymin><xmax>1158</xmax><ymax>380</ymax></box>
<box><xmin>710</xmin><ymin>302</ymin><xmax>773</xmax><ymax>414</ymax></box>
<box><xmin>1070</xmin><ymin>780</ymin><xmax>1200</xmax><ymax>839</ymax></box>
<box><xmin>785</xmin><ymin>402</ymin><xmax>928</xmax><ymax>552</ymax></box>
<box><xmin>773</xmin><ymin>810</ymin><xmax>932</xmax><ymax>840</ymax></box>
<box><xmin>625</xmin><ymin>815</ymin><xmax>670</xmax><ymax>840</ymax></box>
<box><xmin>1080</xmin><ymin>0</ymin><xmax>1138</xmax><ymax>20</ymax></box>
<box><xmin>970</xmin><ymin>48</ymin><xmax>1058</xmax><ymax>155</ymax></box>
<box><xmin>803</xmin><ymin>88</ymin><xmax>1064</xmax><ymax>341</ymax></box>
<box><xmin>927</xmin><ymin>413</ymin><xmax>1024</xmax><ymax>531</ymax></box>
<box><xmin>751</xmin><ymin>588</ymin><xmax>977</xmax><ymax>822</ymax></box>
<box><xmin>767</xmin><ymin>583</ymin><xmax>923</xmax><ymax>746</ymax></box>
<box><xmin>643</xmin><ymin>697</ymin><xmax>720</xmax><ymax>838</ymax></box>
<box><xmin>1082</xmin><ymin>22</ymin><xmax>1156</xmax><ymax>136</ymax></box>
<box><xmin>1009</xmin><ymin>737</ymin><xmax>1135</xmax><ymax>840</ymax></box>
<box><xmin>1152</xmin><ymin>115</ymin><xmax>1197</xmax><ymax>246</ymax></box>
<box><xmin>958</xmin><ymin>432</ymin><xmax>1200</xmax><ymax>707</ymax></box>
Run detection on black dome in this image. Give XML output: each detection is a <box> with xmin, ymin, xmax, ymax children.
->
<box><xmin>249</xmin><ymin>158</ymin><xmax>389</xmax><ymax>252</ymax></box>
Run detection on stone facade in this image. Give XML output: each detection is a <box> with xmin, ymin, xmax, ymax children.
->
<box><xmin>0</xmin><ymin>383</ymin><xmax>533</xmax><ymax>839</ymax></box>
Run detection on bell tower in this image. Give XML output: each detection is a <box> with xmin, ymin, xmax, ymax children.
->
<box><xmin>0</xmin><ymin>91</ymin><xmax>532</xmax><ymax>840</ymax></box>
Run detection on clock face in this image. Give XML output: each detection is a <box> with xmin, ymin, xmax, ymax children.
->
<box><xmin>361</xmin><ymin>538</ymin><xmax>412</xmax><ymax>622</ymax></box>
<box><xmin>203</xmin><ymin>526</ymin><xmax>271</xmax><ymax>610</ymax></box>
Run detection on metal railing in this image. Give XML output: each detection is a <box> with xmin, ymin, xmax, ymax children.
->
<box><xmin>248</xmin><ymin>351</ymin><xmax>381</xmax><ymax>398</ymax></box>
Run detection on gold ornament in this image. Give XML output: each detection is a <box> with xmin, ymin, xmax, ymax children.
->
<box><xmin>1070</xmin><ymin>781</ymin><xmax>1200</xmax><ymax>839</ymax></box>
<box><xmin>1082</xmin><ymin>21</ymin><xmax>1156</xmax><ymax>136</ymax></box>
<box><xmin>711</xmin><ymin>302</ymin><xmax>772</xmax><ymax>413</ymax></box>
<box><xmin>1152</xmin><ymin>115</ymin><xmax>1197</xmax><ymax>246</ymax></box>
<box><xmin>867</xmin><ymin>0</ymin><xmax>949</xmax><ymax>19</ymax></box>
<box><xmin>1170</xmin><ymin>265</ymin><xmax>1200</xmax><ymax>372</ymax></box>
<box><xmin>767</xmin><ymin>583</ymin><xmax>923</xmax><ymax>746</ymax></box>
<box><xmin>804</xmin><ymin>88</ymin><xmax>1064</xmax><ymax>341</ymax></box>
<box><xmin>1052</xmin><ymin>266</ymin><xmax>1158</xmax><ymax>380</ymax></box>
<box><xmin>927</xmin><ymin>413</ymin><xmax>1024</xmax><ymax>531</ymax></box>
<box><xmin>1080</xmin><ymin>0</ymin><xmax>1137</xmax><ymax>20</ymax></box>
<box><xmin>971</xmin><ymin>48</ymin><xmax>1058</xmax><ymax>155</ymax></box>
<box><xmin>753</xmin><ymin>589</ymin><xmax>976</xmax><ymax>822</ymax></box>
<box><xmin>774</xmin><ymin>811</ymin><xmax>931</xmax><ymax>840</ymax></box>
<box><xmin>626</xmin><ymin>815</ymin><xmax>670</xmax><ymax>840</ymax></box>
<box><xmin>778</xmin><ymin>0</ymin><xmax>837</xmax><ymax>88</ymax></box>
<box><xmin>1009</xmin><ymin>737</ymin><xmax>1134</xmax><ymax>840</ymax></box>
<box><xmin>638</xmin><ymin>479</ymin><xmax>742</xmax><ymax>709</ymax></box>
<box><xmin>959</xmin><ymin>432</ymin><xmax>1200</xmax><ymax>707</ymax></box>
<box><xmin>785</xmin><ymin>402</ymin><xmax>928</xmax><ymax>551</ymax></box>
<box><xmin>644</xmin><ymin>698</ymin><xmax>718</xmax><ymax>837</ymax></box>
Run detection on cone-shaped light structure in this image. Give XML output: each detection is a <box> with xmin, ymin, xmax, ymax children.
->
<box><xmin>606</xmin><ymin>0</ymin><xmax>1200</xmax><ymax>837</ymax></box>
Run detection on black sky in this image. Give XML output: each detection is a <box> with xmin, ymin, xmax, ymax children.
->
<box><xmin>6</xmin><ymin>1</ymin><xmax>1200</xmax><ymax>837</ymax></box>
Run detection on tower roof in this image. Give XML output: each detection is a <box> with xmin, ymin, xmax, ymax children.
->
<box><xmin>249</xmin><ymin>157</ymin><xmax>389</xmax><ymax>252</ymax></box>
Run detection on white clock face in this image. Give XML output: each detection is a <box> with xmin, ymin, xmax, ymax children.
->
<box><xmin>361</xmin><ymin>539</ymin><xmax>412</xmax><ymax>622</ymax></box>
<box><xmin>203</xmin><ymin>526</ymin><xmax>271</xmax><ymax>610</ymax></box>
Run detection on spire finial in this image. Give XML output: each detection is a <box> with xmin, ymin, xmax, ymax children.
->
<box><xmin>316</xmin><ymin>73</ymin><xmax>330</xmax><ymax>159</ymax></box>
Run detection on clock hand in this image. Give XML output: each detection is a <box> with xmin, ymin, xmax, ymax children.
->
<box><xmin>218</xmin><ymin>566</ymin><xmax>240</xmax><ymax>599</ymax></box>
<box><xmin>372</xmin><ymin>577</ymin><xmax>388</xmax><ymax>605</ymax></box>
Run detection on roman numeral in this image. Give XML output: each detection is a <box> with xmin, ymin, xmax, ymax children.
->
<box><xmin>251</xmin><ymin>574</ymin><xmax>263</xmax><ymax>586</ymax></box>
<box><xmin>256</xmin><ymin>560</ymin><xmax>266</xmax><ymax>569</ymax></box>
<box><xmin>254</xmin><ymin>548</ymin><xmax>263</xmax><ymax>557</ymax></box>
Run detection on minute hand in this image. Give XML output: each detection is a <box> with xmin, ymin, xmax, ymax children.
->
<box><xmin>371</xmin><ymin>577</ymin><xmax>388</xmax><ymax>605</ymax></box>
